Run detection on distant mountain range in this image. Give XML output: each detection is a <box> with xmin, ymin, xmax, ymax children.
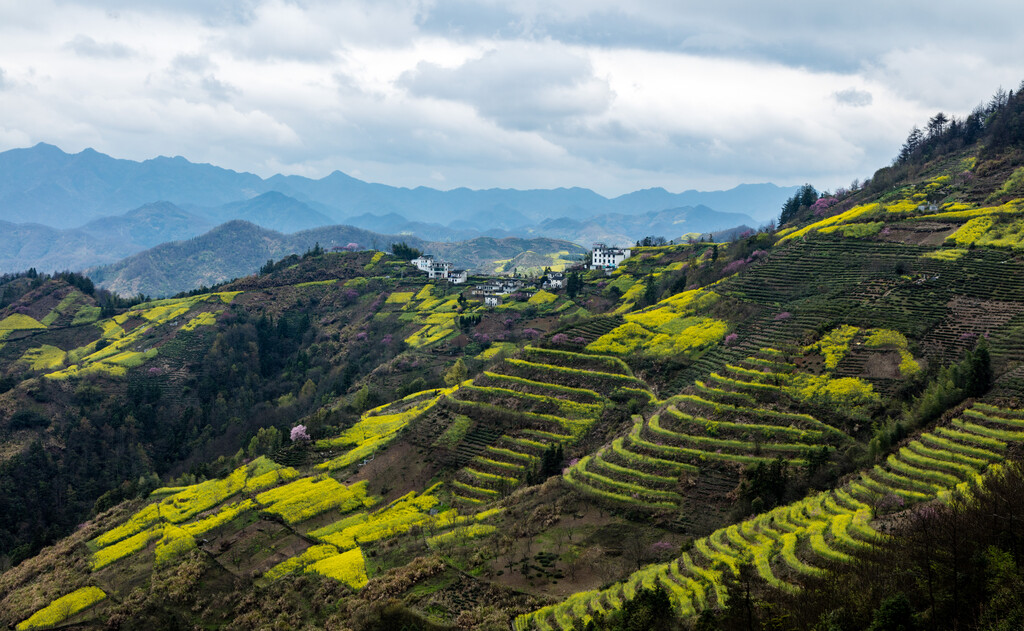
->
<box><xmin>0</xmin><ymin>143</ymin><xmax>795</xmax><ymax>288</ymax></box>
<box><xmin>87</xmin><ymin>220</ymin><xmax>588</xmax><ymax>297</ymax></box>
<box><xmin>0</xmin><ymin>142</ymin><xmax>792</xmax><ymax>236</ymax></box>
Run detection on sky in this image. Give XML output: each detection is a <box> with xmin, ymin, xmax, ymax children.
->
<box><xmin>0</xmin><ymin>0</ymin><xmax>1022</xmax><ymax>196</ymax></box>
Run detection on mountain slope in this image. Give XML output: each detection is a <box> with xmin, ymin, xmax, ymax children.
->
<box><xmin>85</xmin><ymin>220</ymin><xmax>378</xmax><ymax>296</ymax></box>
<box><xmin>78</xmin><ymin>202</ymin><xmax>214</xmax><ymax>249</ymax></box>
<box><xmin>207</xmin><ymin>191</ymin><xmax>336</xmax><ymax>233</ymax></box>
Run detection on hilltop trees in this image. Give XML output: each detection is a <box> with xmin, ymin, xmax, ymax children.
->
<box><xmin>890</xmin><ymin>83</ymin><xmax>1024</xmax><ymax>170</ymax></box>
<box><xmin>391</xmin><ymin>241</ymin><xmax>422</xmax><ymax>261</ymax></box>
<box><xmin>779</xmin><ymin>184</ymin><xmax>819</xmax><ymax>225</ymax></box>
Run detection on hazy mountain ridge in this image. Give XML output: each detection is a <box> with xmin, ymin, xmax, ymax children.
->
<box><xmin>0</xmin><ymin>143</ymin><xmax>795</xmax><ymax>231</ymax></box>
<box><xmin>0</xmin><ymin>144</ymin><xmax>770</xmax><ymax>277</ymax></box>
<box><xmin>0</xmin><ymin>201</ymin><xmax>215</xmax><ymax>273</ymax></box>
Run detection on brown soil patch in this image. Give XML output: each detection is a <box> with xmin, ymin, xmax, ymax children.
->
<box><xmin>205</xmin><ymin>519</ymin><xmax>307</xmax><ymax>578</ymax></box>
<box><xmin>877</xmin><ymin>222</ymin><xmax>957</xmax><ymax>246</ymax></box>
<box><xmin>863</xmin><ymin>350</ymin><xmax>902</xmax><ymax>380</ymax></box>
<box><xmin>347</xmin><ymin>439</ymin><xmax>443</xmax><ymax>505</ymax></box>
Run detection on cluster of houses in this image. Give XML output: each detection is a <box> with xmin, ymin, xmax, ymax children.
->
<box><xmin>409</xmin><ymin>255</ymin><xmax>468</xmax><ymax>284</ymax></box>
<box><xmin>408</xmin><ymin>243</ymin><xmax>631</xmax><ymax>307</ymax></box>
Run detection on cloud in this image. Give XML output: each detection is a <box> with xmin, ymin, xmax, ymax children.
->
<box><xmin>171</xmin><ymin>53</ymin><xmax>214</xmax><ymax>74</ymax></box>
<box><xmin>865</xmin><ymin>46</ymin><xmax>1023</xmax><ymax>111</ymax></box>
<box><xmin>833</xmin><ymin>88</ymin><xmax>873</xmax><ymax>107</ymax></box>
<box><xmin>158</xmin><ymin>54</ymin><xmax>237</xmax><ymax>104</ymax></box>
<box><xmin>64</xmin><ymin>34</ymin><xmax>137</xmax><ymax>59</ymax></box>
<box><xmin>216</xmin><ymin>0</ymin><xmax>427</xmax><ymax>62</ymax></box>
<box><xmin>200</xmin><ymin>75</ymin><xmax>238</xmax><ymax>102</ymax></box>
<box><xmin>400</xmin><ymin>43</ymin><xmax>613</xmax><ymax>131</ymax></box>
<box><xmin>0</xmin><ymin>0</ymin><xmax>1022</xmax><ymax>198</ymax></box>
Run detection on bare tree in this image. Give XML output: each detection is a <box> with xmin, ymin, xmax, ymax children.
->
<box><xmin>624</xmin><ymin>533</ymin><xmax>650</xmax><ymax>571</ymax></box>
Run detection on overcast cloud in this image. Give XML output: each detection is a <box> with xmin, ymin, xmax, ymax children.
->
<box><xmin>1</xmin><ymin>0</ymin><xmax>1022</xmax><ymax>195</ymax></box>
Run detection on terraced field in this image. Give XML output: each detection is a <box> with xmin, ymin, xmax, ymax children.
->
<box><xmin>561</xmin><ymin>345</ymin><xmax>856</xmax><ymax>514</ymax></box>
<box><xmin>30</xmin><ymin>291</ymin><xmax>240</xmax><ymax>379</ymax></box>
<box><xmin>552</xmin><ymin>316</ymin><xmax>623</xmax><ymax>346</ymax></box>
<box><xmin>315</xmin><ymin>385</ymin><xmax>459</xmax><ymax>472</ymax></box>
<box><xmin>78</xmin><ymin>452</ymin><xmax>507</xmax><ymax>602</ymax></box>
<box><xmin>443</xmin><ymin>346</ymin><xmax>650</xmax><ymax>506</ymax></box>
<box><xmin>716</xmin><ymin>236</ymin><xmax>1024</xmax><ymax>368</ymax></box>
<box><xmin>517</xmin><ymin>402</ymin><xmax>1024</xmax><ymax>629</ymax></box>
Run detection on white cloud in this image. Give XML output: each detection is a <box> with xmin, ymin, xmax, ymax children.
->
<box><xmin>833</xmin><ymin>88</ymin><xmax>873</xmax><ymax>108</ymax></box>
<box><xmin>64</xmin><ymin>34</ymin><xmax>138</xmax><ymax>58</ymax></box>
<box><xmin>400</xmin><ymin>42</ymin><xmax>613</xmax><ymax>130</ymax></box>
<box><xmin>0</xmin><ymin>0</ymin><xmax>1021</xmax><ymax>196</ymax></box>
<box><xmin>866</xmin><ymin>46</ymin><xmax>1023</xmax><ymax>111</ymax></box>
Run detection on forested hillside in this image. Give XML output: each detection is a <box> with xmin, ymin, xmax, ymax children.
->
<box><xmin>1</xmin><ymin>83</ymin><xmax>1024</xmax><ymax>631</ymax></box>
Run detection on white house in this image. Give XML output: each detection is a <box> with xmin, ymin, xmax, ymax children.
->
<box><xmin>544</xmin><ymin>272</ymin><xmax>566</xmax><ymax>289</ymax></box>
<box><xmin>589</xmin><ymin>243</ymin><xmax>631</xmax><ymax>270</ymax></box>
<box><xmin>428</xmin><ymin>261</ymin><xmax>453</xmax><ymax>280</ymax></box>
<box><xmin>484</xmin><ymin>294</ymin><xmax>501</xmax><ymax>307</ymax></box>
<box><xmin>411</xmin><ymin>255</ymin><xmax>435</xmax><ymax>272</ymax></box>
<box><xmin>448</xmin><ymin>269</ymin><xmax>468</xmax><ymax>284</ymax></box>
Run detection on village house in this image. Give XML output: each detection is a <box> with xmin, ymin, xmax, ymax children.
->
<box><xmin>410</xmin><ymin>255</ymin><xmax>465</xmax><ymax>283</ymax></box>
<box><xmin>411</xmin><ymin>255</ymin><xmax>435</xmax><ymax>272</ymax></box>
<box><xmin>428</xmin><ymin>260</ymin><xmax>454</xmax><ymax>280</ymax></box>
<box><xmin>589</xmin><ymin>243</ymin><xmax>631</xmax><ymax>270</ymax></box>
<box><xmin>543</xmin><ymin>271</ymin><xmax>566</xmax><ymax>289</ymax></box>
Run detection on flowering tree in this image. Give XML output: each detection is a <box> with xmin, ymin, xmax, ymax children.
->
<box><xmin>722</xmin><ymin>259</ymin><xmax>747</xmax><ymax>275</ymax></box>
<box><xmin>290</xmin><ymin>424</ymin><xmax>310</xmax><ymax>442</ymax></box>
<box><xmin>810</xmin><ymin>196</ymin><xmax>838</xmax><ymax>217</ymax></box>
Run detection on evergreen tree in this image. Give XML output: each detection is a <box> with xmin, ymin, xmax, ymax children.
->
<box><xmin>566</xmin><ymin>272</ymin><xmax>583</xmax><ymax>298</ymax></box>
<box><xmin>390</xmin><ymin>241</ymin><xmax>422</xmax><ymax>261</ymax></box>
<box><xmin>779</xmin><ymin>184</ymin><xmax>817</xmax><ymax>225</ymax></box>
<box><xmin>641</xmin><ymin>276</ymin><xmax>659</xmax><ymax>307</ymax></box>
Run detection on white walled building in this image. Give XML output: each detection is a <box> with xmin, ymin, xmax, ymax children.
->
<box><xmin>428</xmin><ymin>261</ymin><xmax>454</xmax><ymax>280</ymax></box>
<box><xmin>411</xmin><ymin>255</ymin><xmax>435</xmax><ymax>272</ymax></box>
<box><xmin>589</xmin><ymin>243</ymin><xmax>632</xmax><ymax>270</ymax></box>
<box><xmin>544</xmin><ymin>272</ymin><xmax>566</xmax><ymax>289</ymax></box>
